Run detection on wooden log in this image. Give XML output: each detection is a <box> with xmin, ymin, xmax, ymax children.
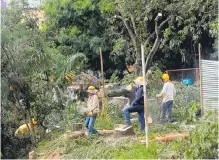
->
<box><xmin>103</xmin><ymin>83</ymin><xmax>120</xmax><ymax>90</ymax></box>
<box><xmin>107</xmin><ymin>88</ymin><xmax>131</xmax><ymax>97</ymax></box>
<box><xmin>155</xmin><ymin>132</ymin><xmax>189</xmax><ymax>142</ymax></box>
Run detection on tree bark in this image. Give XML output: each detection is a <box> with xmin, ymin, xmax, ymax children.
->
<box><xmin>144</xmin><ymin>16</ymin><xmax>172</xmax><ymax>71</ymax></box>
<box><xmin>115</xmin><ymin>14</ymin><xmax>172</xmax><ymax>75</ymax></box>
<box><xmin>134</xmin><ymin>43</ymin><xmax>142</xmax><ymax>75</ymax></box>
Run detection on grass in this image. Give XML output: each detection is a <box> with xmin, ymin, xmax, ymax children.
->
<box><xmin>35</xmin><ymin>121</ymin><xmax>192</xmax><ymax>159</ymax></box>
<box><xmin>35</xmin><ymin>104</ymin><xmax>198</xmax><ymax>159</ymax></box>
<box><xmin>149</xmin><ymin>123</ymin><xmax>181</xmax><ymax>134</ymax></box>
<box><xmin>62</xmin><ymin>136</ymin><xmax>167</xmax><ymax>159</ymax></box>
<box><xmin>111</xmin><ymin>142</ymin><xmax>158</xmax><ymax>159</ymax></box>
<box><xmin>34</xmin><ymin>130</ymin><xmax>64</xmax><ymax>153</ymax></box>
<box><xmin>35</xmin><ymin>140</ymin><xmax>52</xmax><ymax>153</ymax></box>
<box><xmin>62</xmin><ymin>136</ymin><xmax>158</xmax><ymax>159</ymax></box>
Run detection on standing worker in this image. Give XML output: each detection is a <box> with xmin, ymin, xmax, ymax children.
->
<box><xmin>122</xmin><ymin>77</ymin><xmax>145</xmax><ymax>131</ymax></box>
<box><xmin>85</xmin><ymin>86</ymin><xmax>100</xmax><ymax>135</ymax></box>
<box><xmin>156</xmin><ymin>74</ymin><xmax>176</xmax><ymax>123</ymax></box>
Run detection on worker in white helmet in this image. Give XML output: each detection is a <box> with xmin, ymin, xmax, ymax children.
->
<box><xmin>122</xmin><ymin>77</ymin><xmax>145</xmax><ymax>131</ymax></box>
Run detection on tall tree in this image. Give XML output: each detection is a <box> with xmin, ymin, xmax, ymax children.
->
<box><xmin>43</xmin><ymin>0</ymin><xmax>128</xmax><ymax>78</ymax></box>
<box><xmin>99</xmin><ymin>0</ymin><xmax>178</xmax><ymax>74</ymax></box>
<box><xmin>99</xmin><ymin>0</ymin><xmax>218</xmax><ymax>73</ymax></box>
<box><xmin>1</xmin><ymin>0</ymin><xmax>85</xmax><ymax>157</ymax></box>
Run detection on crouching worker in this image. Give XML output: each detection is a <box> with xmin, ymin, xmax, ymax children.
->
<box><xmin>156</xmin><ymin>74</ymin><xmax>176</xmax><ymax>123</ymax></box>
<box><xmin>85</xmin><ymin>86</ymin><xmax>100</xmax><ymax>135</ymax></box>
<box><xmin>15</xmin><ymin>119</ymin><xmax>37</xmax><ymax>137</ymax></box>
<box><xmin>123</xmin><ymin>77</ymin><xmax>145</xmax><ymax>131</ymax></box>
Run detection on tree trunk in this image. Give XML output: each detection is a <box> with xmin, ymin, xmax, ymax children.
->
<box><xmin>134</xmin><ymin>43</ymin><xmax>142</xmax><ymax>76</ymax></box>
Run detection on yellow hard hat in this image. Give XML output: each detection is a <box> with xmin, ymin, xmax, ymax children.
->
<box><xmin>162</xmin><ymin>74</ymin><xmax>169</xmax><ymax>80</ymax></box>
<box><xmin>88</xmin><ymin>86</ymin><xmax>96</xmax><ymax>90</ymax></box>
<box><xmin>32</xmin><ymin>119</ymin><xmax>37</xmax><ymax>125</ymax></box>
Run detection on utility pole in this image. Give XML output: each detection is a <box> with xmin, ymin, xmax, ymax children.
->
<box><xmin>99</xmin><ymin>47</ymin><xmax>108</xmax><ymax>119</ymax></box>
<box><xmin>141</xmin><ymin>44</ymin><xmax>149</xmax><ymax>148</ymax></box>
<box><xmin>198</xmin><ymin>43</ymin><xmax>203</xmax><ymax>116</ymax></box>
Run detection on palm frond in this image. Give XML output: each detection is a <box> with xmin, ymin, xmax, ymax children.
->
<box><xmin>54</xmin><ymin>52</ymin><xmax>87</xmax><ymax>82</ymax></box>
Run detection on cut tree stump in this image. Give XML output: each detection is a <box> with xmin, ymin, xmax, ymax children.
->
<box><xmin>72</xmin><ymin>123</ymin><xmax>82</xmax><ymax>132</ymax></box>
<box><xmin>114</xmin><ymin>124</ymin><xmax>134</xmax><ymax>136</ymax></box>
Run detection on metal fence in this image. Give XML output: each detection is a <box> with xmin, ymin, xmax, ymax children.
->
<box><xmin>201</xmin><ymin>60</ymin><xmax>219</xmax><ymax>111</ymax></box>
<box><xmin>166</xmin><ymin>68</ymin><xmax>199</xmax><ymax>84</ymax></box>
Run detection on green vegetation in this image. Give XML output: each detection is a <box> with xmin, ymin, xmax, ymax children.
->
<box><xmin>1</xmin><ymin>0</ymin><xmax>218</xmax><ymax>159</ymax></box>
<box><xmin>34</xmin><ymin>110</ymin><xmax>217</xmax><ymax>159</ymax></box>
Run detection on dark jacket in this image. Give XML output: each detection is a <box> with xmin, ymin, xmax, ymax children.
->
<box><xmin>131</xmin><ymin>86</ymin><xmax>144</xmax><ymax>106</ymax></box>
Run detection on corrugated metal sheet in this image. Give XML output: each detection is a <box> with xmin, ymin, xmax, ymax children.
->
<box><xmin>201</xmin><ymin>60</ymin><xmax>219</xmax><ymax>111</ymax></box>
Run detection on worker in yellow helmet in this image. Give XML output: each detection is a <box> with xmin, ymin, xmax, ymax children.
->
<box><xmin>122</xmin><ymin>76</ymin><xmax>145</xmax><ymax>131</ymax></box>
<box><xmin>15</xmin><ymin>119</ymin><xmax>37</xmax><ymax>137</ymax></box>
<box><xmin>85</xmin><ymin>86</ymin><xmax>100</xmax><ymax>135</ymax></box>
<box><xmin>156</xmin><ymin>73</ymin><xmax>176</xmax><ymax>123</ymax></box>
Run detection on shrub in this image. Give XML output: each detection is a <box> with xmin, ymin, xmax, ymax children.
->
<box><xmin>172</xmin><ymin>82</ymin><xmax>200</xmax><ymax>122</ymax></box>
<box><xmin>121</xmin><ymin>71</ymin><xmax>135</xmax><ymax>85</ymax></box>
<box><xmin>173</xmin><ymin>110</ymin><xmax>218</xmax><ymax>159</ymax></box>
<box><xmin>105</xmin><ymin>73</ymin><xmax>120</xmax><ymax>84</ymax></box>
<box><xmin>113</xmin><ymin>142</ymin><xmax>158</xmax><ymax>159</ymax></box>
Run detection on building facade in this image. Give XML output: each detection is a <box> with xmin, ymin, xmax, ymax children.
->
<box><xmin>1</xmin><ymin>0</ymin><xmax>45</xmax><ymax>9</ymax></box>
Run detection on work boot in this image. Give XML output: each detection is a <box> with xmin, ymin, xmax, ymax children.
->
<box><xmin>121</xmin><ymin>124</ymin><xmax>131</xmax><ymax>129</ymax></box>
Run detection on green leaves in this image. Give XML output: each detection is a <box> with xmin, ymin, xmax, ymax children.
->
<box><xmin>172</xmin><ymin>110</ymin><xmax>218</xmax><ymax>159</ymax></box>
<box><xmin>98</xmin><ymin>0</ymin><xmax>115</xmax><ymax>14</ymax></box>
<box><xmin>71</xmin><ymin>0</ymin><xmax>94</xmax><ymax>10</ymax></box>
<box><xmin>53</xmin><ymin>52</ymin><xmax>87</xmax><ymax>82</ymax></box>
<box><xmin>185</xmin><ymin>112</ymin><xmax>218</xmax><ymax>159</ymax></box>
<box><xmin>70</xmin><ymin>26</ymin><xmax>81</xmax><ymax>35</ymax></box>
